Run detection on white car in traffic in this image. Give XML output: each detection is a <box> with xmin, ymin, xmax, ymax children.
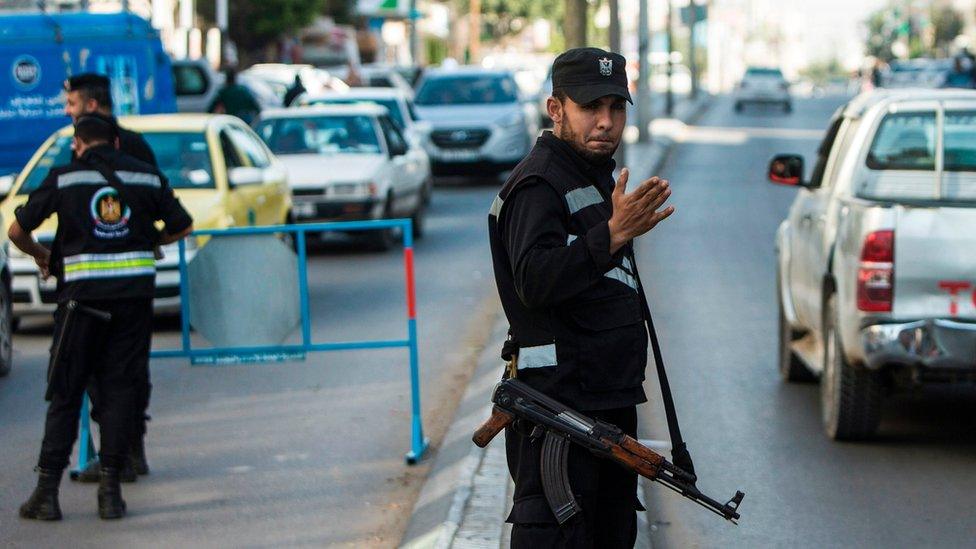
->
<box><xmin>412</xmin><ymin>67</ymin><xmax>539</xmax><ymax>176</ymax></box>
<box><xmin>255</xmin><ymin>105</ymin><xmax>430</xmax><ymax>250</ymax></box>
<box><xmin>734</xmin><ymin>66</ymin><xmax>792</xmax><ymax>113</ymax></box>
<box><xmin>297</xmin><ymin>87</ymin><xmax>432</xmax><ymax>204</ymax></box>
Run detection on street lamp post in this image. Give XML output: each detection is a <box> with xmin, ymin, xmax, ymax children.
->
<box><xmin>666</xmin><ymin>0</ymin><xmax>674</xmax><ymax>115</ymax></box>
<box><xmin>688</xmin><ymin>0</ymin><xmax>698</xmax><ymax>99</ymax></box>
<box><xmin>637</xmin><ymin>0</ymin><xmax>651</xmax><ymax>142</ymax></box>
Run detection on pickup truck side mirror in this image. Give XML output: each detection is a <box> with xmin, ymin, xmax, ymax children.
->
<box><xmin>768</xmin><ymin>154</ymin><xmax>805</xmax><ymax>187</ymax></box>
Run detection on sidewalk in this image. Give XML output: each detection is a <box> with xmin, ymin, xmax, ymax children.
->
<box><xmin>399</xmin><ymin>93</ymin><xmax>712</xmax><ymax>549</ymax></box>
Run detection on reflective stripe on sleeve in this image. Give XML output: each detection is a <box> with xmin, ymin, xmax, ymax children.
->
<box><xmin>564</xmin><ymin>186</ymin><xmax>603</xmax><ymax>214</ymax></box>
<box><xmin>57</xmin><ymin>171</ymin><xmax>107</xmax><ymax>188</ymax></box>
<box><xmin>517</xmin><ymin>343</ymin><xmax>558</xmax><ymax>369</ymax></box>
<box><xmin>489</xmin><ymin>195</ymin><xmax>504</xmax><ymax>218</ymax></box>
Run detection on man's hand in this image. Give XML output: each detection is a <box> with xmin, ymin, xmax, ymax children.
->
<box><xmin>607</xmin><ymin>168</ymin><xmax>675</xmax><ymax>254</ymax></box>
<box><xmin>35</xmin><ymin>248</ymin><xmax>51</xmax><ymax>279</ymax></box>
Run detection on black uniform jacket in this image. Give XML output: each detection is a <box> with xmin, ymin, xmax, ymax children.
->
<box><xmin>117</xmin><ymin>122</ymin><xmax>158</xmax><ymax>167</ymax></box>
<box><xmin>15</xmin><ymin>145</ymin><xmax>192</xmax><ymax>302</ymax></box>
<box><xmin>489</xmin><ymin>132</ymin><xmax>648</xmax><ymax>411</ymax></box>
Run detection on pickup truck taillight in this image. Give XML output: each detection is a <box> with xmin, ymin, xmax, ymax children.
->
<box><xmin>857</xmin><ymin>230</ymin><xmax>894</xmax><ymax>312</ymax></box>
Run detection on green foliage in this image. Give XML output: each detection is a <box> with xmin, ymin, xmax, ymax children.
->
<box><xmin>864</xmin><ymin>10</ymin><xmax>897</xmax><ymax>62</ymax></box>
<box><xmin>199</xmin><ymin>0</ymin><xmax>328</xmax><ymax>54</ymax></box>
<box><xmin>456</xmin><ymin>0</ymin><xmax>564</xmax><ymax>39</ymax></box>
<box><xmin>930</xmin><ymin>5</ymin><xmax>964</xmax><ymax>51</ymax></box>
<box><xmin>800</xmin><ymin>58</ymin><xmax>846</xmax><ymax>85</ymax></box>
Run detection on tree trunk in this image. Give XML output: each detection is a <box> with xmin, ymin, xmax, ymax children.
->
<box><xmin>564</xmin><ymin>0</ymin><xmax>588</xmax><ymax>49</ymax></box>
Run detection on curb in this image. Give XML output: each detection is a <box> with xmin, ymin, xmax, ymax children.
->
<box><xmin>399</xmin><ymin>94</ymin><xmax>713</xmax><ymax>549</ymax></box>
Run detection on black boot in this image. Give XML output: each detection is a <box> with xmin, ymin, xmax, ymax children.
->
<box><xmin>129</xmin><ymin>437</ymin><xmax>149</xmax><ymax>476</ymax></box>
<box><xmin>97</xmin><ymin>468</ymin><xmax>126</xmax><ymax>520</ymax></box>
<box><xmin>19</xmin><ymin>468</ymin><xmax>63</xmax><ymax>521</ymax></box>
<box><xmin>76</xmin><ymin>458</ymin><xmax>136</xmax><ymax>483</ymax></box>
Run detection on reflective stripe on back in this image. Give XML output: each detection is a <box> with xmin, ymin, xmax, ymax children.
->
<box><xmin>62</xmin><ymin>251</ymin><xmax>156</xmax><ymax>282</ymax></box>
<box><xmin>116</xmin><ymin>171</ymin><xmax>161</xmax><ymax>187</ymax></box>
<box><xmin>57</xmin><ymin>171</ymin><xmax>107</xmax><ymax>188</ymax></box>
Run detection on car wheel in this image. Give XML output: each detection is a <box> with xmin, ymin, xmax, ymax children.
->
<box><xmin>0</xmin><ymin>280</ymin><xmax>13</xmax><ymax>377</ymax></box>
<box><xmin>821</xmin><ymin>294</ymin><xmax>882</xmax><ymax>440</ymax></box>
<box><xmin>411</xmin><ymin>202</ymin><xmax>426</xmax><ymax>240</ymax></box>
<box><xmin>368</xmin><ymin>196</ymin><xmax>397</xmax><ymax>252</ymax></box>
<box><xmin>421</xmin><ymin>176</ymin><xmax>434</xmax><ymax>207</ymax></box>
<box><xmin>777</xmin><ymin>279</ymin><xmax>814</xmax><ymax>383</ymax></box>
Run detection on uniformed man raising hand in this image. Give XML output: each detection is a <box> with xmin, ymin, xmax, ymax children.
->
<box><xmin>488</xmin><ymin>48</ymin><xmax>673</xmax><ymax>547</ymax></box>
<box><xmin>11</xmin><ymin>114</ymin><xmax>193</xmax><ymax>521</ymax></box>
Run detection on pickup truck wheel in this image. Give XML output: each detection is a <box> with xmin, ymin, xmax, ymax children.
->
<box><xmin>778</xmin><ymin>286</ymin><xmax>814</xmax><ymax>382</ymax></box>
<box><xmin>411</xmin><ymin>202</ymin><xmax>426</xmax><ymax>239</ymax></box>
<box><xmin>368</xmin><ymin>195</ymin><xmax>397</xmax><ymax>252</ymax></box>
<box><xmin>0</xmin><ymin>282</ymin><xmax>12</xmax><ymax>377</ymax></box>
<box><xmin>821</xmin><ymin>295</ymin><xmax>882</xmax><ymax>440</ymax></box>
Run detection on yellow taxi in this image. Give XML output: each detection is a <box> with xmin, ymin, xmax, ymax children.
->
<box><xmin>1</xmin><ymin>114</ymin><xmax>291</xmax><ymax>321</ymax></box>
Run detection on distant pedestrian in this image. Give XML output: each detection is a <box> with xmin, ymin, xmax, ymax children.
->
<box><xmin>283</xmin><ymin>74</ymin><xmax>306</xmax><ymax>107</ymax></box>
<box><xmin>209</xmin><ymin>68</ymin><xmax>261</xmax><ymax>124</ymax></box>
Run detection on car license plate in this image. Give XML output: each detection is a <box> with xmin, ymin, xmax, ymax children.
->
<box><xmin>293</xmin><ymin>202</ymin><xmax>317</xmax><ymax>218</ymax></box>
<box><xmin>437</xmin><ymin>149</ymin><xmax>480</xmax><ymax>162</ymax></box>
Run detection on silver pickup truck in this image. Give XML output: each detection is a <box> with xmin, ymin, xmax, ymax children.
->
<box><xmin>770</xmin><ymin>89</ymin><xmax>976</xmax><ymax>440</ymax></box>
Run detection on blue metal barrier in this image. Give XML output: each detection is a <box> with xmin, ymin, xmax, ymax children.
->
<box><xmin>72</xmin><ymin>219</ymin><xmax>430</xmax><ymax>478</ymax></box>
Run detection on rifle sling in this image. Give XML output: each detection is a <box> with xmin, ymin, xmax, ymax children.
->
<box><xmin>627</xmin><ymin>249</ymin><xmax>697</xmax><ymax>479</ymax></box>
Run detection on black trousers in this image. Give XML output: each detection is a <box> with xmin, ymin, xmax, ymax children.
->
<box><xmin>88</xmin><ymin>353</ymin><xmax>152</xmax><ymax>443</ymax></box>
<box><xmin>38</xmin><ymin>298</ymin><xmax>153</xmax><ymax>471</ymax></box>
<box><xmin>506</xmin><ymin>406</ymin><xmax>642</xmax><ymax>549</ymax></box>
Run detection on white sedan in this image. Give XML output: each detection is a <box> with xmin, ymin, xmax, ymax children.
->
<box><xmin>254</xmin><ymin>104</ymin><xmax>430</xmax><ymax>250</ymax></box>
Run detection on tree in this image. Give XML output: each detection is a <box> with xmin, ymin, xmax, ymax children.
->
<box><xmin>864</xmin><ymin>10</ymin><xmax>897</xmax><ymax>62</ymax></box>
<box><xmin>454</xmin><ymin>0</ymin><xmax>563</xmax><ymax>42</ymax></box>
<box><xmin>199</xmin><ymin>0</ymin><xmax>327</xmax><ymax>59</ymax></box>
<box><xmin>930</xmin><ymin>5</ymin><xmax>964</xmax><ymax>52</ymax></box>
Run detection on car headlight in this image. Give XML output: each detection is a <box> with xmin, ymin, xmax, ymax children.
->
<box><xmin>500</xmin><ymin>112</ymin><xmax>524</xmax><ymax>128</ymax></box>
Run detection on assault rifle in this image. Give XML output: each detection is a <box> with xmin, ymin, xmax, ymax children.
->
<box><xmin>473</xmin><ymin>378</ymin><xmax>744</xmax><ymax>524</ymax></box>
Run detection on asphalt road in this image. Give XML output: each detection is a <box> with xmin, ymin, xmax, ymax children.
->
<box><xmin>637</xmin><ymin>95</ymin><xmax>976</xmax><ymax>547</ymax></box>
<box><xmin>0</xmin><ymin>177</ymin><xmax>502</xmax><ymax>546</ymax></box>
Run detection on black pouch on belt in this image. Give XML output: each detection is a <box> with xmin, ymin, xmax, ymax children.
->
<box><xmin>44</xmin><ymin>300</ymin><xmax>112</xmax><ymax>401</ymax></box>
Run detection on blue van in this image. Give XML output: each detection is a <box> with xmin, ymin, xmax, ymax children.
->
<box><xmin>0</xmin><ymin>12</ymin><xmax>177</xmax><ymax>176</ymax></box>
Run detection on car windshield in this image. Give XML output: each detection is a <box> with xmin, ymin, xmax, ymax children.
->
<box><xmin>745</xmin><ymin>68</ymin><xmax>783</xmax><ymax>79</ymax></box>
<box><xmin>415</xmin><ymin>75</ymin><xmax>518</xmax><ymax>106</ymax></box>
<box><xmin>255</xmin><ymin>115</ymin><xmax>381</xmax><ymax>155</ymax></box>
<box><xmin>309</xmin><ymin>98</ymin><xmax>405</xmax><ymax>128</ymax></box>
<box><xmin>18</xmin><ymin>132</ymin><xmax>215</xmax><ymax>195</ymax></box>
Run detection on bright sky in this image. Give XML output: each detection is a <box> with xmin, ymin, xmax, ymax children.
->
<box><xmin>781</xmin><ymin>0</ymin><xmax>890</xmax><ymax>63</ymax></box>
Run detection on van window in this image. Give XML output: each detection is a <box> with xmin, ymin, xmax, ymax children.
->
<box><xmin>174</xmin><ymin>64</ymin><xmax>210</xmax><ymax>96</ymax></box>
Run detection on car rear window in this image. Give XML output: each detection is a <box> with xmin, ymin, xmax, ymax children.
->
<box><xmin>17</xmin><ymin>132</ymin><xmax>215</xmax><ymax>195</ymax></box>
<box><xmin>867</xmin><ymin>111</ymin><xmax>976</xmax><ymax>172</ymax></box>
<box><xmin>860</xmin><ymin>111</ymin><xmax>976</xmax><ymax>203</ymax></box>
<box><xmin>415</xmin><ymin>75</ymin><xmax>518</xmax><ymax>106</ymax></box>
<box><xmin>255</xmin><ymin>115</ymin><xmax>381</xmax><ymax>155</ymax></box>
<box><xmin>309</xmin><ymin>98</ymin><xmax>405</xmax><ymax>128</ymax></box>
<box><xmin>745</xmin><ymin>68</ymin><xmax>783</xmax><ymax>78</ymax></box>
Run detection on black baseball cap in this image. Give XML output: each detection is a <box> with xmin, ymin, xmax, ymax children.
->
<box><xmin>552</xmin><ymin>47</ymin><xmax>632</xmax><ymax>105</ymax></box>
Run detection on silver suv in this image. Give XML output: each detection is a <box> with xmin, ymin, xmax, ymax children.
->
<box><xmin>413</xmin><ymin>67</ymin><xmax>539</xmax><ymax>176</ymax></box>
<box><xmin>770</xmin><ymin>89</ymin><xmax>976</xmax><ymax>440</ymax></box>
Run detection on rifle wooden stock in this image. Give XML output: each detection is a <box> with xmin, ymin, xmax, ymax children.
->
<box><xmin>606</xmin><ymin>435</ymin><xmax>666</xmax><ymax>479</ymax></box>
<box><xmin>472</xmin><ymin>406</ymin><xmax>516</xmax><ymax>447</ymax></box>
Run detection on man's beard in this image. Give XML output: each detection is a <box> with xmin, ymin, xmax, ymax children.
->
<box><xmin>557</xmin><ymin>121</ymin><xmax>618</xmax><ymax>165</ymax></box>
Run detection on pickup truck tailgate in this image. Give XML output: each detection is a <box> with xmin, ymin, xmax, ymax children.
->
<box><xmin>894</xmin><ymin>206</ymin><xmax>976</xmax><ymax>319</ymax></box>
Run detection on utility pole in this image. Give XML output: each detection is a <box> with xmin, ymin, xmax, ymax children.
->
<box><xmin>468</xmin><ymin>0</ymin><xmax>481</xmax><ymax>63</ymax></box>
<box><xmin>637</xmin><ymin>0</ymin><xmax>651</xmax><ymax>142</ymax></box>
<box><xmin>665</xmin><ymin>0</ymin><xmax>674</xmax><ymax>115</ymax></box>
<box><xmin>609</xmin><ymin>0</ymin><xmax>625</xmax><ymax>164</ymax></box>
<box><xmin>688</xmin><ymin>0</ymin><xmax>698</xmax><ymax>99</ymax></box>
<box><xmin>216</xmin><ymin>0</ymin><xmax>228</xmax><ymax>67</ymax></box>
<box><xmin>564</xmin><ymin>0</ymin><xmax>588</xmax><ymax>49</ymax></box>
<box><xmin>409</xmin><ymin>0</ymin><xmax>419</xmax><ymax>65</ymax></box>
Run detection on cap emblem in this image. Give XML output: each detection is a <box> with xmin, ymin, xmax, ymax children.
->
<box><xmin>599</xmin><ymin>57</ymin><xmax>613</xmax><ymax>77</ymax></box>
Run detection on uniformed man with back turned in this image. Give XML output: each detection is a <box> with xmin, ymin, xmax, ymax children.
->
<box><xmin>488</xmin><ymin>48</ymin><xmax>675</xmax><ymax>547</ymax></box>
<box><xmin>11</xmin><ymin>114</ymin><xmax>193</xmax><ymax>520</ymax></box>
